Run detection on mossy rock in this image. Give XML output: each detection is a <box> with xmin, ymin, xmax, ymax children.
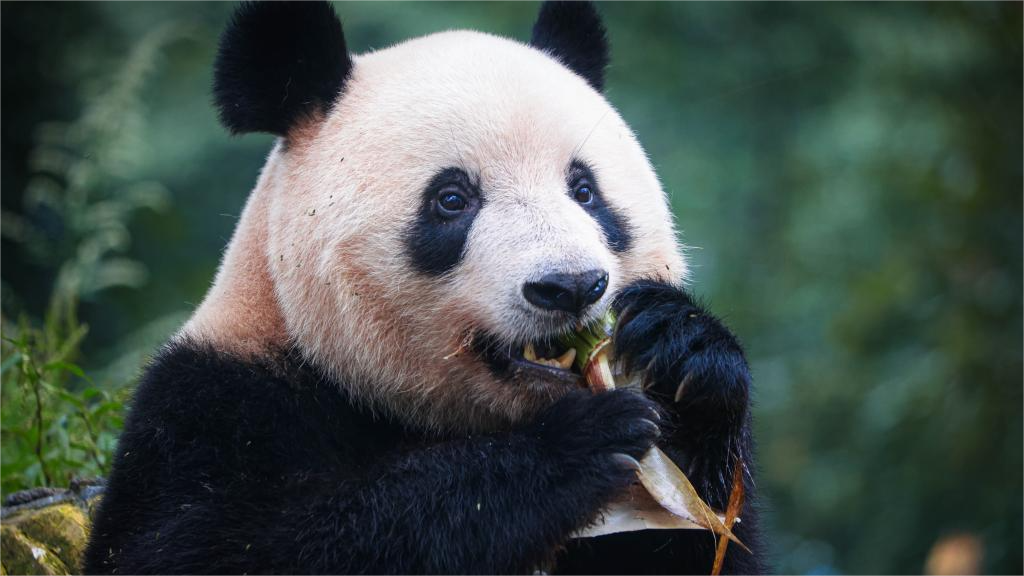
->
<box><xmin>1</xmin><ymin>480</ymin><xmax>103</xmax><ymax>576</ymax></box>
<box><xmin>1</xmin><ymin>524</ymin><xmax>69</xmax><ymax>575</ymax></box>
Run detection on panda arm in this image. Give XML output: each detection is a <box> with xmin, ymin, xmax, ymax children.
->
<box><xmin>265</xmin><ymin>396</ymin><xmax>659</xmax><ymax>575</ymax></box>
<box><xmin>613</xmin><ymin>280</ymin><xmax>752</xmax><ymax>501</ymax></box>
<box><xmin>601</xmin><ymin>279</ymin><xmax>765</xmax><ymax>574</ymax></box>
<box><xmin>85</xmin><ymin>343</ymin><xmax>661</xmax><ymax>575</ymax></box>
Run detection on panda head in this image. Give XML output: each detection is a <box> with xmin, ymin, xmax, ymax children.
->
<box><xmin>202</xmin><ymin>1</ymin><xmax>685</xmax><ymax>431</ymax></box>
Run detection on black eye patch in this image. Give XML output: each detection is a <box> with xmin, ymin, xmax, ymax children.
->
<box><xmin>568</xmin><ymin>160</ymin><xmax>633</xmax><ymax>253</ymax></box>
<box><xmin>405</xmin><ymin>167</ymin><xmax>482</xmax><ymax>276</ymax></box>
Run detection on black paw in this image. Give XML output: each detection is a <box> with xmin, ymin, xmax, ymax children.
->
<box><xmin>529</xmin><ymin>389</ymin><xmax>662</xmax><ymax>483</ymax></box>
<box><xmin>612</xmin><ymin>280</ymin><xmax>751</xmax><ymax>430</ymax></box>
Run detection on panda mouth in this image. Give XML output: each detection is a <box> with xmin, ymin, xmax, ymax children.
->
<box><xmin>472</xmin><ymin>333</ymin><xmax>583</xmax><ymax>386</ymax></box>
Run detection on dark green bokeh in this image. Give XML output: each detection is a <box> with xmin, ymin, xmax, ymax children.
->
<box><xmin>2</xmin><ymin>2</ymin><xmax>1020</xmax><ymax>574</ymax></box>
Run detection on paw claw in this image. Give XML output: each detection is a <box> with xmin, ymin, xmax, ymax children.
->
<box><xmin>675</xmin><ymin>372</ymin><xmax>696</xmax><ymax>402</ymax></box>
<box><xmin>611</xmin><ymin>453</ymin><xmax>642</xmax><ymax>472</ymax></box>
<box><xmin>640</xmin><ymin>418</ymin><xmax>661</xmax><ymax>438</ymax></box>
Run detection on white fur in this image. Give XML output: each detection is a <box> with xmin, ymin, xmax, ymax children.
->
<box><xmin>183</xmin><ymin>30</ymin><xmax>685</xmax><ymax>432</ymax></box>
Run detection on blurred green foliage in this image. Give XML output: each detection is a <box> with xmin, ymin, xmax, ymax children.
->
<box><xmin>1</xmin><ymin>2</ymin><xmax>1020</xmax><ymax>574</ymax></box>
<box><xmin>0</xmin><ymin>23</ymin><xmax>185</xmax><ymax>498</ymax></box>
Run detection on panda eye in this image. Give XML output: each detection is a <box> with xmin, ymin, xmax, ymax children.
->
<box><xmin>436</xmin><ymin>190</ymin><xmax>468</xmax><ymax>217</ymax></box>
<box><xmin>573</xmin><ymin>183</ymin><xmax>594</xmax><ymax>205</ymax></box>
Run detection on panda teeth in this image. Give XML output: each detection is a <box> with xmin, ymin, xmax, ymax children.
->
<box><xmin>553</xmin><ymin>347</ymin><xmax>577</xmax><ymax>369</ymax></box>
<box><xmin>523</xmin><ymin>343</ymin><xmax>576</xmax><ymax>370</ymax></box>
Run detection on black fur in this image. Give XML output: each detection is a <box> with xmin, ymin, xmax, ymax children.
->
<box><xmin>530</xmin><ymin>1</ymin><xmax>610</xmax><ymax>92</ymax></box>
<box><xmin>83</xmin><ymin>340</ymin><xmax>665</xmax><ymax>574</ymax></box>
<box><xmin>213</xmin><ymin>1</ymin><xmax>351</xmax><ymax>136</ymax></box>
<box><xmin>405</xmin><ymin>167</ymin><xmax>483</xmax><ymax>277</ymax></box>
<box><xmin>569</xmin><ymin>160</ymin><xmax>633</xmax><ymax>253</ymax></box>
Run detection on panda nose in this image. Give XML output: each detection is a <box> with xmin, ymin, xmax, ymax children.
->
<box><xmin>522</xmin><ymin>270</ymin><xmax>609</xmax><ymax>315</ymax></box>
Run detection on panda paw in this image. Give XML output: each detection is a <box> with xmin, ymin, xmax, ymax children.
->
<box><xmin>612</xmin><ymin>280</ymin><xmax>751</xmax><ymax>434</ymax></box>
<box><xmin>529</xmin><ymin>389</ymin><xmax>662</xmax><ymax>487</ymax></box>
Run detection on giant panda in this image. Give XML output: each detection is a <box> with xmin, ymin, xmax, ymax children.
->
<box><xmin>84</xmin><ymin>2</ymin><xmax>763</xmax><ymax>574</ymax></box>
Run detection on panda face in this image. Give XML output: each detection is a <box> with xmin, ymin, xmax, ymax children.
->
<box><xmin>198</xmin><ymin>4</ymin><xmax>686</xmax><ymax>432</ymax></box>
<box><xmin>256</xmin><ymin>30</ymin><xmax>684</xmax><ymax>431</ymax></box>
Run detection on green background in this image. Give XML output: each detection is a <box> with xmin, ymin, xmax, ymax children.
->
<box><xmin>2</xmin><ymin>2</ymin><xmax>1021</xmax><ymax>574</ymax></box>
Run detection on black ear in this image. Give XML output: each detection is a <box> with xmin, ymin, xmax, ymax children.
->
<box><xmin>529</xmin><ymin>1</ymin><xmax>609</xmax><ymax>92</ymax></box>
<box><xmin>213</xmin><ymin>1</ymin><xmax>352</xmax><ymax>136</ymax></box>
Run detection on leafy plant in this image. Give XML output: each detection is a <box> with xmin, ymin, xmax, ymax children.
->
<box><xmin>1</xmin><ymin>295</ymin><xmax>126</xmax><ymax>495</ymax></box>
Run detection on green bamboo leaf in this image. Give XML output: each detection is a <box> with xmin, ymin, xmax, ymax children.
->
<box><xmin>93</xmin><ymin>400</ymin><xmax>123</xmax><ymax>416</ymax></box>
<box><xmin>54</xmin><ymin>388</ymin><xmax>86</xmax><ymax>408</ymax></box>
<box><xmin>44</xmin><ymin>360</ymin><xmax>86</xmax><ymax>378</ymax></box>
